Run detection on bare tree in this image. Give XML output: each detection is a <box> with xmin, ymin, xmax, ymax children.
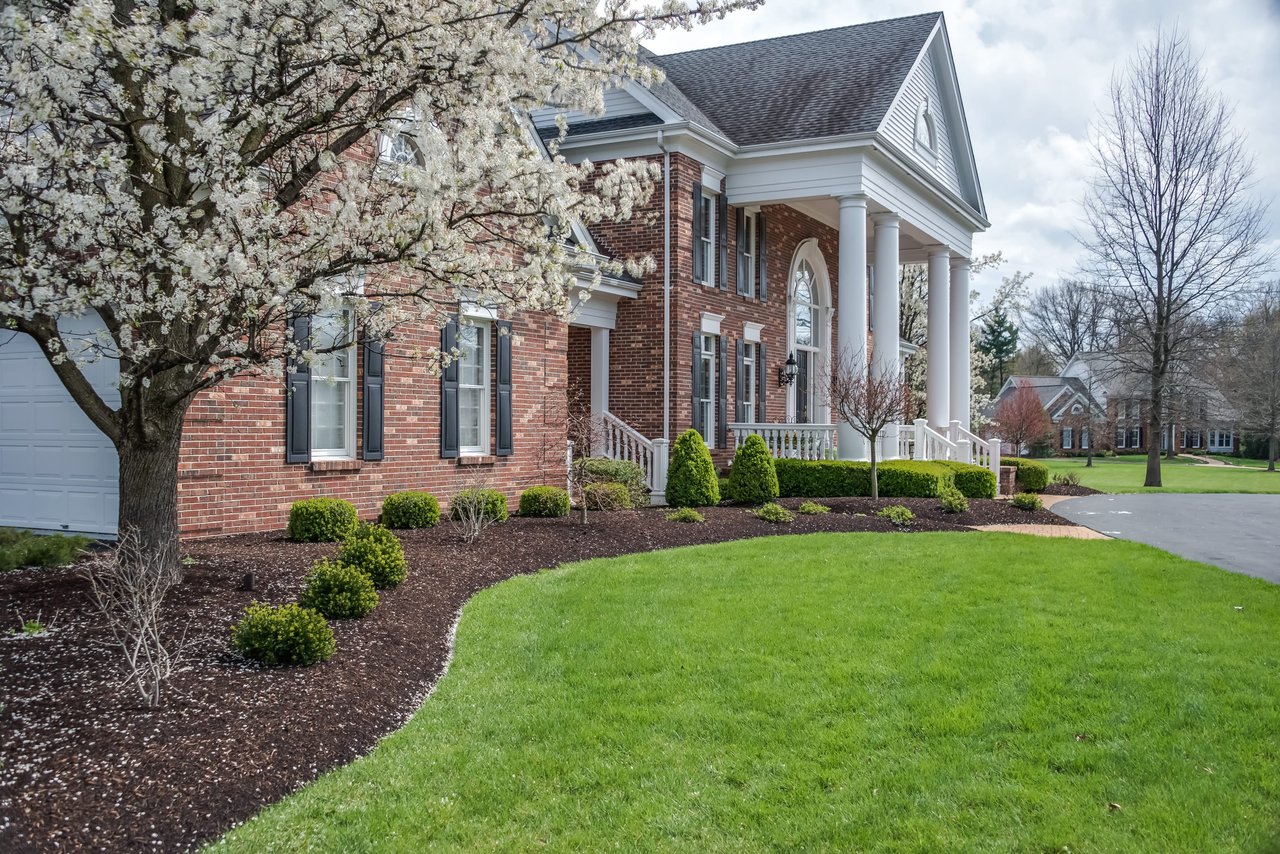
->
<box><xmin>993</xmin><ymin>380</ymin><xmax>1054</xmax><ymax>457</ymax></box>
<box><xmin>827</xmin><ymin>350</ymin><xmax>913</xmax><ymax>500</ymax></box>
<box><xmin>1081</xmin><ymin>29</ymin><xmax>1272</xmax><ymax>487</ymax></box>
<box><xmin>82</xmin><ymin>530</ymin><xmax>185</xmax><ymax>708</ymax></box>
<box><xmin>1020</xmin><ymin>279</ymin><xmax>1108</xmax><ymax>368</ymax></box>
<box><xmin>1218</xmin><ymin>284</ymin><xmax>1280</xmax><ymax>471</ymax></box>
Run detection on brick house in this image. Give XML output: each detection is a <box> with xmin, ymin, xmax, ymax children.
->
<box><xmin>988</xmin><ymin>375</ymin><xmax>1106</xmax><ymax>455</ymax></box>
<box><xmin>0</xmin><ymin>12</ymin><xmax>995</xmax><ymax>538</ymax></box>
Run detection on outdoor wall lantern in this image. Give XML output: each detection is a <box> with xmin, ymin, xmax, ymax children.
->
<box><xmin>778</xmin><ymin>352</ymin><xmax>799</xmax><ymax>387</ymax></box>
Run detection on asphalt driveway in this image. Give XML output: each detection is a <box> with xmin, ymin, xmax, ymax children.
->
<box><xmin>1052</xmin><ymin>494</ymin><xmax>1280</xmax><ymax>583</ymax></box>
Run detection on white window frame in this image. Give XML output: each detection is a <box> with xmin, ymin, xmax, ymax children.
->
<box><xmin>741</xmin><ymin>212</ymin><xmax>757</xmax><ymax>298</ymax></box>
<box><xmin>1128</xmin><ymin>426</ymin><xmax>1141</xmax><ymax>448</ymax></box>
<box><xmin>1116</xmin><ymin>400</ymin><xmax>1127</xmax><ymax>420</ymax></box>
<box><xmin>1062</xmin><ymin>427</ymin><xmax>1073</xmax><ymax>450</ymax></box>
<box><xmin>458</xmin><ymin>320</ymin><xmax>492</xmax><ymax>457</ymax></box>
<box><xmin>740</xmin><ymin>342</ymin><xmax>757</xmax><ymax>423</ymax></box>
<box><xmin>699</xmin><ymin>332</ymin><xmax>717</xmax><ymax>448</ymax></box>
<box><xmin>1081</xmin><ymin>427</ymin><xmax>1090</xmax><ymax>450</ymax></box>
<box><xmin>698</xmin><ymin>191</ymin><xmax>716</xmax><ymax>286</ymax></box>
<box><xmin>1115</xmin><ymin>427</ymin><xmax>1126</xmax><ymax>449</ymax></box>
<box><xmin>310</xmin><ymin>306</ymin><xmax>357</xmax><ymax>460</ymax></box>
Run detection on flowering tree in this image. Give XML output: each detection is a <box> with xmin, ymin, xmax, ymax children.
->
<box><xmin>993</xmin><ymin>380</ymin><xmax>1053</xmax><ymax>456</ymax></box>
<box><xmin>0</xmin><ymin>0</ymin><xmax>756</xmax><ymax>565</ymax></box>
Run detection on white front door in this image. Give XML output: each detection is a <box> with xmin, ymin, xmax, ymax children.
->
<box><xmin>0</xmin><ymin>314</ymin><xmax>119</xmax><ymax>535</ymax></box>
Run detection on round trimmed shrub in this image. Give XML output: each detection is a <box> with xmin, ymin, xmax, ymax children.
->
<box><xmin>287</xmin><ymin>497</ymin><xmax>358</xmax><ymax>542</ymax></box>
<box><xmin>231</xmin><ymin>603</ymin><xmax>336</xmax><ymax>666</ymax></box>
<box><xmin>877</xmin><ymin>505</ymin><xmax>915</xmax><ymax>527</ymax></box>
<box><xmin>665</xmin><ymin>507</ymin><xmax>705</xmax><ymax>523</ymax></box>
<box><xmin>1011</xmin><ymin>492</ymin><xmax>1044</xmax><ymax>511</ymax></box>
<box><xmin>666</xmin><ymin>429</ymin><xmax>720</xmax><ymax>508</ymax></box>
<box><xmin>337</xmin><ymin>522</ymin><xmax>408</xmax><ymax>589</ymax></box>
<box><xmin>450</xmin><ymin>488</ymin><xmax>509</xmax><ymax>524</ymax></box>
<box><xmin>298</xmin><ymin>558</ymin><xmax>379</xmax><ymax>619</ymax></box>
<box><xmin>519</xmin><ymin>486</ymin><xmax>571</xmax><ymax>518</ymax></box>
<box><xmin>578</xmin><ymin>458</ymin><xmax>648</xmax><ymax>506</ymax></box>
<box><xmin>938</xmin><ymin>485</ymin><xmax>969</xmax><ymax>514</ymax></box>
<box><xmin>797</xmin><ymin>500</ymin><xmax>830</xmax><ymax>515</ymax></box>
<box><xmin>754</xmin><ymin>502</ymin><xmax>794</xmax><ymax>524</ymax></box>
<box><xmin>728</xmin><ymin>434</ymin><xmax>779</xmax><ymax>505</ymax></box>
<box><xmin>381</xmin><ymin>491</ymin><xmax>440</xmax><ymax>529</ymax></box>
<box><xmin>584</xmin><ymin>481</ymin><xmax>633</xmax><ymax>511</ymax></box>
<box><xmin>1002</xmin><ymin>457</ymin><xmax>1050</xmax><ymax>492</ymax></box>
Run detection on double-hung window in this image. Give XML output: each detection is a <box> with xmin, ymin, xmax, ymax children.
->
<box><xmin>740</xmin><ymin>213</ymin><xmax>757</xmax><ymax>297</ymax></box>
<box><xmin>310</xmin><ymin>307</ymin><xmax>356</xmax><ymax>459</ymax></box>
<box><xmin>698</xmin><ymin>333</ymin><xmax>717</xmax><ymax>447</ymax></box>
<box><xmin>739</xmin><ymin>343</ymin><xmax>757</xmax><ymax>422</ymax></box>
<box><xmin>1062</xmin><ymin>427</ymin><xmax>1073</xmax><ymax>449</ymax></box>
<box><xmin>1128</xmin><ymin>426</ymin><xmax>1141</xmax><ymax>448</ymax></box>
<box><xmin>1115</xmin><ymin>427</ymin><xmax>1126</xmax><ymax>449</ymax></box>
<box><xmin>1081</xmin><ymin>428</ymin><xmax>1090</xmax><ymax>450</ymax></box>
<box><xmin>698</xmin><ymin>192</ymin><xmax>716</xmax><ymax>286</ymax></box>
<box><xmin>458</xmin><ymin>322</ymin><xmax>491</xmax><ymax>456</ymax></box>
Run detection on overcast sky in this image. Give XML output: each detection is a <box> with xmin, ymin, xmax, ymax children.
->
<box><xmin>645</xmin><ymin>1</ymin><xmax>1280</xmax><ymax>300</ymax></box>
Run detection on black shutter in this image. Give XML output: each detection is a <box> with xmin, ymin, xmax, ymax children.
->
<box><xmin>735</xmin><ymin>339</ymin><xmax>745</xmax><ymax>423</ymax></box>
<box><xmin>691</xmin><ymin>182</ymin><xmax>704</xmax><ymax>283</ymax></box>
<box><xmin>691</xmin><ymin>332</ymin><xmax>703</xmax><ymax>434</ymax></box>
<box><xmin>757</xmin><ymin>341</ymin><xmax>768</xmax><ymax>423</ymax></box>
<box><xmin>495</xmin><ymin>319</ymin><xmax>513</xmax><ymax>457</ymax></box>
<box><xmin>440</xmin><ymin>316</ymin><xmax>459</xmax><ymax>459</ymax></box>
<box><xmin>717</xmin><ymin>335</ymin><xmax>728</xmax><ymax>447</ymax></box>
<box><xmin>362</xmin><ymin>332</ymin><xmax>386</xmax><ymax>462</ymax></box>
<box><xmin>735</xmin><ymin>209</ymin><xmax>748</xmax><ymax>296</ymax></box>
<box><xmin>285</xmin><ymin>314</ymin><xmax>311</xmax><ymax>464</ymax></box>
<box><xmin>757</xmin><ymin>212</ymin><xmax>768</xmax><ymax>302</ymax></box>
<box><xmin>718</xmin><ymin>193</ymin><xmax>729</xmax><ymax>291</ymax></box>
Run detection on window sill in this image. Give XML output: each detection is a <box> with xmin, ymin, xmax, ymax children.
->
<box><xmin>458</xmin><ymin>454</ymin><xmax>497</xmax><ymax>466</ymax></box>
<box><xmin>310</xmin><ymin>458</ymin><xmax>363</xmax><ymax>473</ymax></box>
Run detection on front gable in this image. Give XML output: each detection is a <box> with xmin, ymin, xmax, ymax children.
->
<box><xmin>877</xmin><ymin>20</ymin><xmax>985</xmax><ymax>218</ymax></box>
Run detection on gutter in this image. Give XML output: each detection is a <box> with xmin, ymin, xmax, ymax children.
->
<box><xmin>658</xmin><ymin>129</ymin><xmax>671</xmax><ymax>441</ymax></box>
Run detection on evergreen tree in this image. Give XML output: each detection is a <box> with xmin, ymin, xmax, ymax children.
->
<box><xmin>977</xmin><ymin>307</ymin><xmax>1020</xmax><ymax>394</ymax></box>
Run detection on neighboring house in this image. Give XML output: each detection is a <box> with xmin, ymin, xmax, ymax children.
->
<box><xmin>0</xmin><ymin>12</ymin><xmax>990</xmax><ymax>538</ymax></box>
<box><xmin>986</xmin><ymin>374</ymin><xmax>1106</xmax><ymax>455</ymax></box>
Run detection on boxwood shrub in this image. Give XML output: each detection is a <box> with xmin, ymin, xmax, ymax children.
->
<box><xmin>933</xmin><ymin>461</ymin><xmax>998</xmax><ymax>499</ymax></box>
<box><xmin>336</xmin><ymin>522</ymin><xmax>408</xmax><ymax>589</ymax></box>
<box><xmin>287</xmin><ymin>497</ymin><xmax>358</xmax><ymax>542</ymax></box>
<box><xmin>381</xmin><ymin>491</ymin><xmax>440</xmax><ymax>529</ymax></box>
<box><xmin>298</xmin><ymin>558</ymin><xmax>379</xmax><ymax>619</ymax></box>
<box><xmin>584</xmin><ymin>481</ymin><xmax>633</xmax><ymax>511</ymax></box>
<box><xmin>578</xmin><ymin>458</ymin><xmax>648</xmax><ymax>506</ymax></box>
<box><xmin>774</xmin><ymin>459</ymin><xmax>955</xmax><ymax>499</ymax></box>
<box><xmin>231</xmin><ymin>603</ymin><xmax>336</xmax><ymax>666</ymax></box>
<box><xmin>519</xmin><ymin>486</ymin><xmax>571</xmax><ymax>518</ymax></box>
<box><xmin>728</xmin><ymin>434</ymin><xmax>779</xmax><ymax>505</ymax></box>
<box><xmin>666</xmin><ymin>429</ymin><xmax>720</xmax><ymax>507</ymax></box>
<box><xmin>450</xmin><ymin>488</ymin><xmax>509</xmax><ymax>524</ymax></box>
<box><xmin>1001</xmin><ymin>457</ymin><xmax>1050</xmax><ymax>492</ymax></box>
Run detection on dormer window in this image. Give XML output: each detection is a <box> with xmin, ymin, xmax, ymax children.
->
<box><xmin>914</xmin><ymin>97</ymin><xmax>937</xmax><ymax>154</ymax></box>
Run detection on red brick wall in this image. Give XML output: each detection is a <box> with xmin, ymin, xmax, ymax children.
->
<box><xmin>176</xmin><ymin>312</ymin><xmax>568</xmax><ymax>538</ymax></box>
<box><xmin>566</xmin><ymin>324</ymin><xmax>592</xmax><ymax>412</ymax></box>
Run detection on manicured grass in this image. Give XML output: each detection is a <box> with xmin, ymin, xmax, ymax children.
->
<box><xmin>1208</xmin><ymin>454</ymin><xmax>1275</xmax><ymax>469</ymax></box>
<box><xmin>213</xmin><ymin>533</ymin><xmax>1280</xmax><ymax>853</ymax></box>
<box><xmin>1042</xmin><ymin>455</ymin><xmax>1280</xmax><ymax>493</ymax></box>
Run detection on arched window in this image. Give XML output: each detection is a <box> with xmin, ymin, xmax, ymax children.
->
<box><xmin>914</xmin><ymin>98</ymin><xmax>937</xmax><ymax>154</ymax></box>
<box><xmin>787</xmin><ymin>240</ymin><xmax>830</xmax><ymax>424</ymax></box>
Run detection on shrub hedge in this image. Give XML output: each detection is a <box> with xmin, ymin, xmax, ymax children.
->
<box><xmin>231</xmin><ymin>603</ymin><xmax>336</xmax><ymax>667</ymax></box>
<box><xmin>666</xmin><ymin>429</ymin><xmax>720</xmax><ymax>507</ymax></box>
<box><xmin>336</xmin><ymin>522</ymin><xmax>408</xmax><ymax>589</ymax></box>
<box><xmin>298</xmin><ymin>558</ymin><xmax>379</xmax><ymax>619</ymax></box>
<box><xmin>1001</xmin><ymin>457</ymin><xmax>1050</xmax><ymax>492</ymax></box>
<box><xmin>380</xmin><ymin>491</ymin><xmax>441</xmax><ymax>529</ymax></box>
<box><xmin>578</xmin><ymin>458</ymin><xmax>648</xmax><ymax>506</ymax></box>
<box><xmin>518</xmin><ymin>486</ymin><xmax>571</xmax><ymax>518</ymax></box>
<box><xmin>933</xmin><ymin>461</ymin><xmax>998</xmax><ymax>499</ymax></box>
<box><xmin>728</xmin><ymin>434</ymin><xmax>780</xmax><ymax>505</ymax></box>
<box><xmin>774</xmin><ymin>459</ymin><xmax>955</xmax><ymax>499</ymax></box>
<box><xmin>287</xmin><ymin>497</ymin><xmax>358</xmax><ymax>542</ymax></box>
<box><xmin>0</xmin><ymin>529</ymin><xmax>91</xmax><ymax>571</ymax></box>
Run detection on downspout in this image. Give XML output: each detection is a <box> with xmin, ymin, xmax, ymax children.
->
<box><xmin>658</xmin><ymin>130</ymin><xmax>671</xmax><ymax>441</ymax></box>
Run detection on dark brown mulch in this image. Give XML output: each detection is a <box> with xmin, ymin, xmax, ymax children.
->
<box><xmin>1041</xmin><ymin>483</ymin><xmax>1104</xmax><ymax>497</ymax></box>
<box><xmin>0</xmin><ymin>496</ymin><xmax>1070</xmax><ymax>852</ymax></box>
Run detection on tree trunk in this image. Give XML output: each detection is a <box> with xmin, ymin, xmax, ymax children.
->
<box><xmin>869</xmin><ymin>439</ymin><xmax>879</xmax><ymax>500</ymax></box>
<box><xmin>1145</xmin><ymin>383</ymin><xmax>1163</xmax><ymax>488</ymax></box>
<box><xmin>1270</xmin><ymin>434</ymin><xmax>1277</xmax><ymax>473</ymax></box>
<box><xmin>117</xmin><ymin>426</ymin><xmax>185</xmax><ymax>571</ymax></box>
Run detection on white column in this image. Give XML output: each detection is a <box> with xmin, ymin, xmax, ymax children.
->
<box><xmin>836</xmin><ymin>195</ymin><xmax>868</xmax><ymax>460</ymax></box>
<box><xmin>950</xmin><ymin>257</ymin><xmax>972</xmax><ymax>430</ymax></box>
<box><xmin>872</xmin><ymin>213</ymin><xmax>901</xmax><ymax>458</ymax></box>
<box><xmin>590</xmin><ymin>326</ymin><xmax>610</xmax><ymax>419</ymax></box>
<box><xmin>926</xmin><ymin>246</ymin><xmax>951</xmax><ymax>429</ymax></box>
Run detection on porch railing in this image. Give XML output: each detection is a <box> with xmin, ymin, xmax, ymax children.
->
<box><xmin>728</xmin><ymin>422</ymin><xmax>836</xmax><ymax>461</ymax></box>
<box><xmin>948</xmin><ymin>419</ymin><xmax>1002</xmax><ymax>484</ymax></box>
<box><xmin>599</xmin><ymin>412</ymin><xmax>669</xmax><ymax>503</ymax></box>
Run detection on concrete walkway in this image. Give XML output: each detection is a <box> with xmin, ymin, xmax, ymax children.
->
<box><xmin>1052</xmin><ymin>494</ymin><xmax>1280</xmax><ymax>583</ymax></box>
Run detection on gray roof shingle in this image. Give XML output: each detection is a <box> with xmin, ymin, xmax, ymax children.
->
<box><xmin>646</xmin><ymin>13</ymin><xmax>940</xmax><ymax>146</ymax></box>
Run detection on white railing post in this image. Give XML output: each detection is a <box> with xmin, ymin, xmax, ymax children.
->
<box><xmin>987</xmin><ymin>437</ymin><xmax>1001</xmax><ymax>485</ymax></box>
<box><xmin>650</xmin><ymin>438</ymin><xmax>669</xmax><ymax>505</ymax></box>
<box><xmin>914</xmin><ymin>419</ymin><xmax>928</xmax><ymax>460</ymax></box>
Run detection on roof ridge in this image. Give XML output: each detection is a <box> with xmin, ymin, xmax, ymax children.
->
<box><xmin>652</xmin><ymin>12</ymin><xmax>941</xmax><ymax>59</ymax></box>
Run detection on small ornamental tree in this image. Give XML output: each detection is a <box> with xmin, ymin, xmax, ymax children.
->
<box><xmin>0</xmin><ymin>0</ymin><xmax>758</xmax><ymax>569</ymax></box>
<box><xmin>666</xmin><ymin>429</ymin><xmax>720</xmax><ymax>508</ymax></box>
<box><xmin>826</xmin><ymin>350</ymin><xmax>913</xmax><ymax>500</ymax></box>
<box><xmin>994</xmin><ymin>380</ymin><xmax>1054</xmax><ymax>456</ymax></box>
<box><xmin>728</xmin><ymin>434</ymin><xmax>779</xmax><ymax>505</ymax></box>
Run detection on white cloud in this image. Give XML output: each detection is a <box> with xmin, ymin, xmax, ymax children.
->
<box><xmin>645</xmin><ymin>1</ymin><xmax>1280</xmax><ymax>300</ymax></box>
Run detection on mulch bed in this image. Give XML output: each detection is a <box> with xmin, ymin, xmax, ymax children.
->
<box><xmin>0</xmin><ymin>496</ymin><xmax>1072</xmax><ymax>852</ymax></box>
<box><xmin>1041</xmin><ymin>483</ymin><xmax>1104</xmax><ymax>497</ymax></box>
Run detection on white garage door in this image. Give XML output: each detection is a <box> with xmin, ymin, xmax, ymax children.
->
<box><xmin>0</xmin><ymin>314</ymin><xmax>119</xmax><ymax>535</ymax></box>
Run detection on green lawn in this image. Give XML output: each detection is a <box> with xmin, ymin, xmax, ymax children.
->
<box><xmin>1208</xmin><ymin>454</ymin><xmax>1275</xmax><ymax>469</ymax></box>
<box><xmin>212</xmin><ymin>533</ymin><xmax>1280</xmax><ymax>853</ymax></box>
<box><xmin>1042</xmin><ymin>455</ymin><xmax>1280</xmax><ymax>493</ymax></box>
